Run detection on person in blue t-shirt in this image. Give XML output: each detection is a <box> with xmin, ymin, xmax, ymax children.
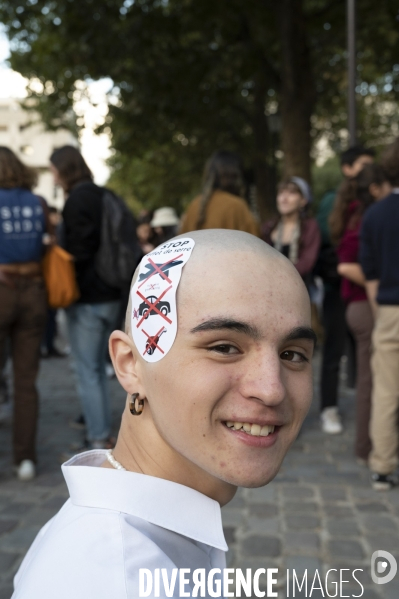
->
<box><xmin>0</xmin><ymin>146</ymin><xmax>48</xmax><ymax>481</ymax></box>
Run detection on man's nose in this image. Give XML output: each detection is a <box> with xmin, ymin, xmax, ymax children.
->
<box><xmin>240</xmin><ymin>351</ymin><xmax>286</xmax><ymax>407</ymax></box>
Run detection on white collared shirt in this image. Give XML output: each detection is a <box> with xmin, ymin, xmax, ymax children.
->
<box><xmin>12</xmin><ymin>450</ymin><xmax>228</xmax><ymax>599</ymax></box>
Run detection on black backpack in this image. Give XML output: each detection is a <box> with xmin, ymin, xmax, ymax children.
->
<box><xmin>95</xmin><ymin>189</ymin><xmax>142</xmax><ymax>289</ymax></box>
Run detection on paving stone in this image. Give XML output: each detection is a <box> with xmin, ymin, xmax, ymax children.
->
<box><xmin>285</xmin><ymin>556</ymin><xmax>321</xmax><ymax>576</ymax></box>
<box><xmin>320</xmin><ymin>486</ymin><xmax>347</xmax><ymax>501</ymax></box>
<box><xmin>384</xmin><ymin>491</ymin><xmax>399</xmax><ymax>505</ymax></box>
<box><xmin>33</xmin><ymin>473</ymin><xmax>65</xmax><ymax>488</ymax></box>
<box><xmin>41</xmin><ymin>495</ymin><xmax>68</xmax><ymax>510</ymax></box>
<box><xmin>248</xmin><ymin>504</ymin><xmax>278</xmax><ymax>518</ymax></box>
<box><xmin>356</xmin><ymin>502</ymin><xmax>389</xmax><ymax>513</ymax></box>
<box><xmin>365</xmin><ymin>533</ymin><xmax>399</xmax><ymax>554</ymax></box>
<box><xmin>284</xmin><ymin>501</ymin><xmax>319</xmax><ymax>514</ymax></box>
<box><xmin>0</xmin><ymin>504</ymin><xmax>33</xmax><ymax>518</ymax></box>
<box><xmin>0</xmin><ymin>584</ymin><xmax>14</xmax><ymax>599</ymax></box>
<box><xmin>238</xmin><ymin>558</ymin><xmax>281</xmax><ymax>572</ymax></box>
<box><xmin>384</xmin><ymin>579</ymin><xmax>399</xmax><ymax>599</ymax></box>
<box><xmin>245</xmin><ymin>485</ymin><xmax>276</xmax><ymax>503</ymax></box>
<box><xmin>283</xmin><ymin>532</ymin><xmax>320</xmax><ymax>554</ymax></box>
<box><xmin>0</xmin><ymin>551</ymin><xmax>18</xmax><ymax>574</ymax></box>
<box><xmin>351</xmin><ymin>487</ymin><xmax>384</xmax><ymax>501</ymax></box>
<box><xmin>0</xmin><ymin>526</ymin><xmax>41</xmax><ymax>553</ymax></box>
<box><xmin>360</xmin><ymin>515</ymin><xmax>398</xmax><ymax>533</ymax></box>
<box><xmin>246</xmin><ymin>516</ymin><xmax>279</xmax><ymax>534</ymax></box>
<box><xmin>0</xmin><ymin>520</ymin><xmax>18</xmax><ymax>536</ymax></box>
<box><xmin>272</xmin><ymin>474</ymin><xmax>300</xmax><ymax>483</ymax></box>
<box><xmin>241</xmin><ymin>535</ymin><xmax>281</xmax><ymax>557</ymax></box>
<box><xmin>223</xmin><ymin>527</ymin><xmax>236</xmax><ymax>545</ymax></box>
<box><xmin>327</xmin><ymin>540</ymin><xmax>364</xmax><ymax>560</ymax></box>
<box><xmin>326</xmin><ymin>518</ymin><xmax>360</xmax><ymax>537</ymax></box>
<box><xmin>358</xmin><ymin>590</ymin><xmax>384</xmax><ymax>599</ymax></box>
<box><xmin>281</xmin><ymin>486</ymin><xmax>314</xmax><ymax>500</ymax></box>
<box><xmin>21</xmin><ymin>508</ymin><xmax>56</xmax><ymax>528</ymax></box>
<box><xmin>221</xmin><ymin>509</ymin><xmax>245</xmax><ymax>527</ymax></box>
<box><xmin>227</xmin><ymin>493</ymin><xmax>245</xmax><ymax>508</ymax></box>
<box><xmin>285</xmin><ymin>515</ymin><xmax>320</xmax><ymax>530</ymax></box>
<box><xmin>323</xmin><ymin>506</ymin><xmax>355</xmax><ymax>518</ymax></box>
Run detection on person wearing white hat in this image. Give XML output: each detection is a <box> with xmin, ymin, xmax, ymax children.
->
<box><xmin>150</xmin><ymin>207</ymin><xmax>180</xmax><ymax>245</ymax></box>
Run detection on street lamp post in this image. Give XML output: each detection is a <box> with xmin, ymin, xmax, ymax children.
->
<box><xmin>347</xmin><ymin>0</ymin><xmax>357</xmax><ymax>145</ymax></box>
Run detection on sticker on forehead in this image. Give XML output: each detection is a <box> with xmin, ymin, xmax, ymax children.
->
<box><xmin>131</xmin><ymin>238</ymin><xmax>195</xmax><ymax>362</ymax></box>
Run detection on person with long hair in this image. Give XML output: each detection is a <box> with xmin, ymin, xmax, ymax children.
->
<box><xmin>50</xmin><ymin>145</ymin><xmax>121</xmax><ymax>452</ymax></box>
<box><xmin>262</xmin><ymin>177</ymin><xmax>321</xmax><ymax>288</ymax></box>
<box><xmin>316</xmin><ymin>146</ymin><xmax>375</xmax><ymax>436</ymax></box>
<box><xmin>180</xmin><ymin>150</ymin><xmax>259</xmax><ymax>235</ymax></box>
<box><xmin>360</xmin><ymin>138</ymin><xmax>399</xmax><ymax>490</ymax></box>
<box><xmin>332</xmin><ymin>164</ymin><xmax>391</xmax><ymax>465</ymax></box>
<box><xmin>0</xmin><ymin>147</ymin><xmax>48</xmax><ymax>480</ymax></box>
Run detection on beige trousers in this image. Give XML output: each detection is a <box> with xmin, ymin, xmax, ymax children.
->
<box><xmin>369</xmin><ymin>306</ymin><xmax>399</xmax><ymax>474</ymax></box>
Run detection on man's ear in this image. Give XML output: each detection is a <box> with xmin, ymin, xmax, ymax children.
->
<box><xmin>109</xmin><ymin>331</ymin><xmax>145</xmax><ymax>396</ymax></box>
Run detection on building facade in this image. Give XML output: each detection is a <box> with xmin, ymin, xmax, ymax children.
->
<box><xmin>0</xmin><ymin>99</ymin><xmax>77</xmax><ymax>210</ymax></box>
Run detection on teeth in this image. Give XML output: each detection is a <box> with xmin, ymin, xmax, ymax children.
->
<box><xmin>261</xmin><ymin>425</ymin><xmax>275</xmax><ymax>436</ymax></box>
<box><xmin>251</xmin><ymin>424</ymin><xmax>261</xmax><ymax>436</ymax></box>
<box><xmin>225</xmin><ymin>422</ymin><xmax>276</xmax><ymax>436</ymax></box>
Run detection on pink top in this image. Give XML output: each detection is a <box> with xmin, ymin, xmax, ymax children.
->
<box><xmin>336</xmin><ymin>203</ymin><xmax>367</xmax><ymax>304</ymax></box>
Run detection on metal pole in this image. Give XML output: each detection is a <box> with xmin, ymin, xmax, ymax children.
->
<box><xmin>347</xmin><ymin>0</ymin><xmax>357</xmax><ymax>145</ymax></box>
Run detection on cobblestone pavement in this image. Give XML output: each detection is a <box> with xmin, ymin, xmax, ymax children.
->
<box><xmin>0</xmin><ymin>351</ymin><xmax>398</xmax><ymax>598</ymax></box>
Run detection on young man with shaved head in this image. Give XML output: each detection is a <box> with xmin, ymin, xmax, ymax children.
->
<box><xmin>13</xmin><ymin>230</ymin><xmax>316</xmax><ymax>599</ymax></box>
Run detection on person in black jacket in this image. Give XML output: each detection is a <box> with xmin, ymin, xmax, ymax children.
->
<box><xmin>50</xmin><ymin>146</ymin><xmax>121</xmax><ymax>450</ymax></box>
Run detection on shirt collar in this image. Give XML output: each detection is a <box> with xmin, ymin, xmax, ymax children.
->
<box><xmin>62</xmin><ymin>450</ymin><xmax>228</xmax><ymax>552</ymax></box>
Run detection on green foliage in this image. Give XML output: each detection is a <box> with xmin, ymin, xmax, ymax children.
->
<box><xmin>311</xmin><ymin>156</ymin><xmax>342</xmax><ymax>208</ymax></box>
<box><xmin>1</xmin><ymin>0</ymin><xmax>398</xmax><ymax>211</ymax></box>
<box><xmin>107</xmin><ymin>146</ymin><xmax>203</xmax><ymax>215</ymax></box>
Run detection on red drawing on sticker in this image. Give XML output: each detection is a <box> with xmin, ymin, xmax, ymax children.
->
<box><xmin>142</xmin><ymin>327</ymin><xmax>166</xmax><ymax>356</ymax></box>
<box><xmin>138</xmin><ymin>254</ymin><xmax>184</xmax><ymax>288</ymax></box>
<box><xmin>136</xmin><ymin>286</ymin><xmax>173</xmax><ymax>327</ymax></box>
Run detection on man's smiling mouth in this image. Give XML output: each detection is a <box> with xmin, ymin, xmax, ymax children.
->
<box><xmin>224</xmin><ymin>422</ymin><xmax>276</xmax><ymax>437</ymax></box>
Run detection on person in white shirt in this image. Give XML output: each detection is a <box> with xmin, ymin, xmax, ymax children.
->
<box><xmin>13</xmin><ymin>229</ymin><xmax>316</xmax><ymax>598</ymax></box>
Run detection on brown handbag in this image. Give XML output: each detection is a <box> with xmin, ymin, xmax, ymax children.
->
<box><xmin>42</xmin><ymin>245</ymin><xmax>80</xmax><ymax>309</ymax></box>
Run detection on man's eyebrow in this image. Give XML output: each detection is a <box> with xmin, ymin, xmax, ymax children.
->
<box><xmin>190</xmin><ymin>318</ymin><xmax>261</xmax><ymax>339</ymax></box>
<box><xmin>284</xmin><ymin>326</ymin><xmax>317</xmax><ymax>346</ymax></box>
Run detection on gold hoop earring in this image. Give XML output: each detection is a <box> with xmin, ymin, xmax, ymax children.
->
<box><xmin>129</xmin><ymin>393</ymin><xmax>144</xmax><ymax>416</ymax></box>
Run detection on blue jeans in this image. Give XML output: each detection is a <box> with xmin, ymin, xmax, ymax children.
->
<box><xmin>66</xmin><ymin>301</ymin><xmax>121</xmax><ymax>442</ymax></box>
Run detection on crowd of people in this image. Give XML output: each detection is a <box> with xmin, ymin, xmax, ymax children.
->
<box><xmin>0</xmin><ymin>140</ymin><xmax>398</xmax><ymax>492</ymax></box>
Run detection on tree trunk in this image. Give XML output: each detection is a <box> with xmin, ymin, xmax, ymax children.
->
<box><xmin>278</xmin><ymin>0</ymin><xmax>315</xmax><ymax>182</ymax></box>
<box><xmin>252</xmin><ymin>75</ymin><xmax>272</xmax><ymax>220</ymax></box>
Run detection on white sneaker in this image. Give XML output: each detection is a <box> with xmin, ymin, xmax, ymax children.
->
<box><xmin>16</xmin><ymin>460</ymin><xmax>36</xmax><ymax>481</ymax></box>
<box><xmin>321</xmin><ymin>407</ymin><xmax>343</xmax><ymax>435</ymax></box>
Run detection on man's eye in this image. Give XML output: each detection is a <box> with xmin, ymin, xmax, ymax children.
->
<box><xmin>208</xmin><ymin>344</ymin><xmax>240</xmax><ymax>355</ymax></box>
<box><xmin>280</xmin><ymin>350</ymin><xmax>308</xmax><ymax>363</ymax></box>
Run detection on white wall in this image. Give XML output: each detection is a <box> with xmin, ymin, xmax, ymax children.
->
<box><xmin>0</xmin><ymin>99</ymin><xmax>77</xmax><ymax>210</ymax></box>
